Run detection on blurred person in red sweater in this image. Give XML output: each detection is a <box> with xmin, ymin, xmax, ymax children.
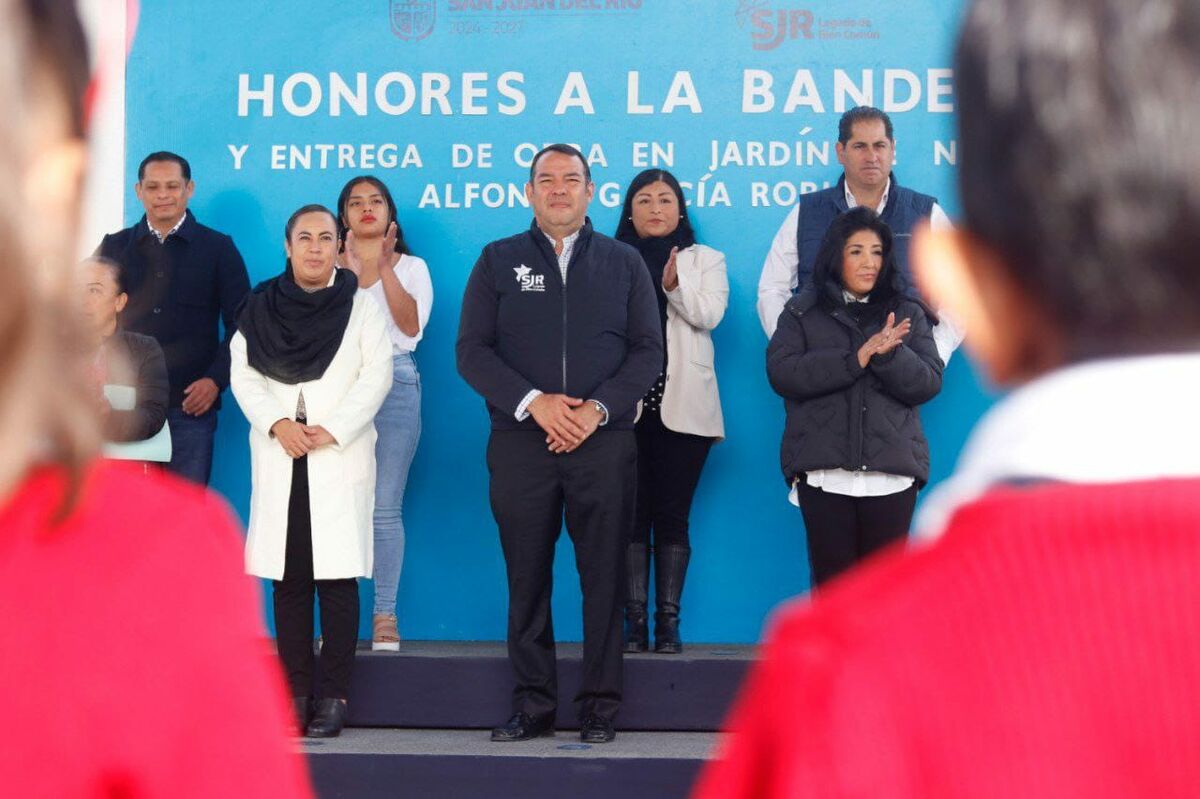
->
<box><xmin>695</xmin><ymin>0</ymin><xmax>1200</xmax><ymax>796</ymax></box>
<box><xmin>0</xmin><ymin>2</ymin><xmax>311</xmax><ymax>796</ymax></box>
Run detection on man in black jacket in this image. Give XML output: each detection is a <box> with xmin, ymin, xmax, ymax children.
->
<box><xmin>457</xmin><ymin>144</ymin><xmax>663</xmax><ymax>744</ymax></box>
<box><xmin>96</xmin><ymin>151</ymin><xmax>250</xmax><ymax>485</ymax></box>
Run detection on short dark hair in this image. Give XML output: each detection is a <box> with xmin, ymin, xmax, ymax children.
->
<box><xmin>85</xmin><ymin>255</ymin><xmax>126</xmax><ymax>295</ymax></box>
<box><xmin>811</xmin><ymin>207</ymin><xmax>906</xmax><ymax>304</ymax></box>
<box><xmin>335</xmin><ymin>175</ymin><xmax>411</xmax><ymax>256</ymax></box>
<box><xmin>138</xmin><ymin>151</ymin><xmax>191</xmax><ymax>182</ymax></box>
<box><xmin>838</xmin><ymin>106</ymin><xmax>894</xmax><ymax>144</ymax></box>
<box><xmin>529</xmin><ymin>144</ymin><xmax>591</xmax><ymax>183</ymax></box>
<box><xmin>955</xmin><ymin>0</ymin><xmax>1200</xmax><ymax>357</ymax></box>
<box><xmin>284</xmin><ymin>204</ymin><xmax>338</xmax><ymax>242</ymax></box>
<box><xmin>614</xmin><ymin>169</ymin><xmax>697</xmax><ymax>247</ymax></box>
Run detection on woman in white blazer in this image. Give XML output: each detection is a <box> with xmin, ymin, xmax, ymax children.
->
<box><xmin>231</xmin><ymin>204</ymin><xmax>392</xmax><ymax>738</ymax></box>
<box><xmin>615</xmin><ymin>170</ymin><xmax>728</xmax><ymax>654</ymax></box>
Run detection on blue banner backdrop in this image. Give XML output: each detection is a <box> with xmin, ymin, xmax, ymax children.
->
<box><xmin>124</xmin><ymin>0</ymin><xmax>988</xmax><ymax>642</ymax></box>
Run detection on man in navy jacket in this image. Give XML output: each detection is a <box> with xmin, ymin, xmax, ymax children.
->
<box><xmin>97</xmin><ymin>151</ymin><xmax>250</xmax><ymax>485</ymax></box>
<box><xmin>457</xmin><ymin>144</ymin><xmax>662</xmax><ymax>744</ymax></box>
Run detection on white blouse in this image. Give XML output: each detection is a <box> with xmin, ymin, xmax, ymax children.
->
<box><xmin>361</xmin><ymin>254</ymin><xmax>433</xmax><ymax>355</ymax></box>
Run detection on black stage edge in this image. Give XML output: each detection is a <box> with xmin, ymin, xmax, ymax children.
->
<box><xmin>302</xmin><ymin>729</ymin><xmax>717</xmax><ymax>799</ymax></box>
<box><xmin>340</xmin><ymin>641</ymin><xmax>754</xmax><ymax>731</ymax></box>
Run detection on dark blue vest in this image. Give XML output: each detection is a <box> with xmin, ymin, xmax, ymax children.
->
<box><xmin>795</xmin><ymin>174</ymin><xmax>937</xmax><ymax>289</ymax></box>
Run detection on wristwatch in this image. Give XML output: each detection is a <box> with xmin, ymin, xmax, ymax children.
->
<box><xmin>589</xmin><ymin>399</ymin><xmax>606</xmax><ymax>421</ymax></box>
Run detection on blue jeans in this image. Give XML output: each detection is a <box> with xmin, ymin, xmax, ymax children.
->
<box><xmin>372</xmin><ymin>352</ymin><xmax>422</xmax><ymax>616</ymax></box>
<box><xmin>166</xmin><ymin>406</ymin><xmax>218</xmax><ymax>486</ymax></box>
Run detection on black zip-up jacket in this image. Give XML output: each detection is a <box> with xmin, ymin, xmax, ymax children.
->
<box><xmin>457</xmin><ymin>219</ymin><xmax>663</xmax><ymax>431</ymax></box>
<box><xmin>97</xmin><ymin>211</ymin><xmax>250</xmax><ymax>409</ymax></box>
<box><xmin>767</xmin><ymin>282</ymin><xmax>943</xmax><ymax>486</ymax></box>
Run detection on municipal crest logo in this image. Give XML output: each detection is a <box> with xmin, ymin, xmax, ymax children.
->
<box><xmin>391</xmin><ymin>0</ymin><xmax>436</xmax><ymax>42</ymax></box>
<box><xmin>514</xmin><ymin>264</ymin><xmax>545</xmax><ymax>292</ymax></box>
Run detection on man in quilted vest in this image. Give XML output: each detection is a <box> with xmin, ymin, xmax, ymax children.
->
<box><xmin>697</xmin><ymin>0</ymin><xmax>1200</xmax><ymax>796</ymax></box>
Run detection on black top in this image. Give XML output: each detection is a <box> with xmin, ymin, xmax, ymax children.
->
<box><xmin>102</xmin><ymin>330</ymin><xmax>169</xmax><ymax>443</ymax></box>
<box><xmin>766</xmin><ymin>281</ymin><xmax>944</xmax><ymax>485</ymax></box>
<box><xmin>236</xmin><ymin>266</ymin><xmax>358</xmax><ymax>385</ymax></box>
<box><xmin>456</xmin><ymin>219</ymin><xmax>664</xmax><ymax>431</ymax></box>
<box><xmin>97</xmin><ymin>211</ymin><xmax>251</xmax><ymax>409</ymax></box>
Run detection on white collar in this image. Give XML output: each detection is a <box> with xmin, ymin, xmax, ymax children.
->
<box><xmin>541</xmin><ymin>227</ymin><xmax>581</xmax><ymax>249</ymax></box>
<box><xmin>914</xmin><ymin>353</ymin><xmax>1200</xmax><ymax>540</ymax></box>
<box><xmin>843</xmin><ymin>290</ymin><xmax>870</xmax><ymax>304</ymax></box>
<box><xmin>845</xmin><ymin>177</ymin><xmax>891</xmax><ymax>214</ymax></box>
<box><xmin>147</xmin><ymin>214</ymin><xmax>187</xmax><ymax>243</ymax></box>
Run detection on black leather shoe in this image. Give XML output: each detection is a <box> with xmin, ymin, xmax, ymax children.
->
<box><xmin>491</xmin><ymin>712</ymin><xmax>555</xmax><ymax>742</ymax></box>
<box><xmin>306</xmin><ymin>698</ymin><xmax>349</xmax><ymax>738</ymax></box>
<box><xmin>580</xmin><ymin>714</ymin><xmax>616</xmax><ymax>743</ymax></box>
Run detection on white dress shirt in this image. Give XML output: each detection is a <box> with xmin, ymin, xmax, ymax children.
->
<box><xmin>757</xmin><ymin>178</ymin><xmax>963</xmax><ymax>364</ymax></box>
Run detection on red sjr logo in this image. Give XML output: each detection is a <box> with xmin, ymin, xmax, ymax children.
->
<box><xmin>751</xmin><ymin>8</ymin><xmax>814</xmax><ymax>50</ymax></box>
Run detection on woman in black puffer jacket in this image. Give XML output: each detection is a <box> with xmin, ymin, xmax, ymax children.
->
<box><xmin>767</xmin><ymin>206</ymin><xmax>943</xmax><ymax>588</ymax></box>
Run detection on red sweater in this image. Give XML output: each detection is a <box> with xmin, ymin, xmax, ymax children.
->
<box><xmin>0</xmin><ymin>461</ymin><xmax>312</xmax><ymax>798</ymax></box>
<box><xmin>695</xmin><ymin>479</ymin><xmax>1200</xmax><ymax>799</ymax></box>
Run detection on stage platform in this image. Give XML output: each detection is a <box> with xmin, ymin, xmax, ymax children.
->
<box><xmin>306</xmin><ymin>641</ymin><xmax>753</xmax><ymax>798</ymax></box>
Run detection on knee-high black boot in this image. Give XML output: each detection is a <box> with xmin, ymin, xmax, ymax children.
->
<box><xmin>654</xmin><ymin>544</ymin><xmax>690</xmax><ymax>654</ymax></box>
<box><xmin>623</xmin><ymin>543</ymin><xmax>650</xmax><ymax>653</ymax></box>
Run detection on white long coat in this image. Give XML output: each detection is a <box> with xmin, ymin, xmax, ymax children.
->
<box><xmin>658</xmin><ymin>244</ymin><xmax>728</xmax><ymax>439</ymax></box>
<box><xmin>230</xmin><ymin>291</ymin><xmax>393</xmax><ymax>580</ymax></box>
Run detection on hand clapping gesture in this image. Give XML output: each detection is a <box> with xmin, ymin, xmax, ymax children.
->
<box><xmin>661</xmin><ymin>246</ymin><xmax>680</xmax><ymax>292</ymax></box>
<box><xmin>342</xmin><ymin>221</ymin><xmax>401</xmax><ymax>278</ymax></box>
<box><xmin>857</xmin><ymin>312</ymin><xmax>912</xmax><ymax>367</ymax></box>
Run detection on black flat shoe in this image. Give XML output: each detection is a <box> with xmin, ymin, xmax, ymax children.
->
<box><xmin>306</xmin><ymin>698</ymin><xmax>349</xmax><ymax>738</ymax></box>
<box><xmin>490</xmin><ymin>712</ymin><xmax>555</xmax><ymax>742</ymax></box>
<box><xmin>580</xmin><ymin>713</ymin><xmax>616</xmax><ymax>743</ymax></box>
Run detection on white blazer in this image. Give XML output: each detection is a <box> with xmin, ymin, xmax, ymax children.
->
<box><xmin>231</xmin><ymin>291</ymin><xmax>393</xmax><ymax>581</ymax></box>
<box><xmin>658</xmin><ymin>243</ymin><xmax>728</xmax><ymax>440</ymax></box>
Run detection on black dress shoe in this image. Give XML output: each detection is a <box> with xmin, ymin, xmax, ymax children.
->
<box><xmin>490</xmin><ymin>712</ymin><xmax>554</xmax><ymax>742</ymax></box>
<box><xmin>306</xmin><ymin>698</ymin><xmax>349</xmax><ymax>738</ymax></box>
<box><xmin>580</xmin><ymin>714</ymin><xmax>616</xmax><ymax>743</ymax></box>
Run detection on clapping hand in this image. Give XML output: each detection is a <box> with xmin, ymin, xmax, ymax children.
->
<box><xmin>857</xmin><ymin>312</ymin><xmax>911</xmax><ymax>367</ymax></box>
<box><xmin>661</xmin><ymin>246</ymin><xmax>680</xmax><ymax>291</ymax></box>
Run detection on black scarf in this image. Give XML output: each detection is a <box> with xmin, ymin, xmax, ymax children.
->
<box><xmin>236</xmin><ymin>265</ymin><xmax>358</xmax><ymax>384</ymax></box>
<box><xmin>618</xmin><ymin>228</ymin><xmax>692</xmax><ymax>329</ymax></box>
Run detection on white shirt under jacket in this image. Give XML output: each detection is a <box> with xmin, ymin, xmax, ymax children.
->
<box><xmin>656</xmin><ymin>243</ymin><xmax>729</xmax><ymax>439</ymax></box>
<box><xmin>756</xmin><ymin>179</ymin><xmax>963</xmax><ymax>364</ymax></box>
<box><xmin>231</xmin><ymin>289</ymin><xmax>393</xmax><ymax>581</ymax></box>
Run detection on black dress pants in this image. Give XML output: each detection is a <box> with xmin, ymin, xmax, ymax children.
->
<box><xmin>487</xmin><ymin>429</ymin><xmax>636</xmax><ymax>723</ymax></box>
<box><xmin>795</xmin><ymin>480</ymin><xmax>918</xmax><ymax>588</ymax></box>
<box><xmin>272</xmin><ymin>454</ymin><xmax>360</xmax><ymax>700</ymax></box>
<box><xmin>632</xmin><ymin>408</ymin><xmax>714</xmax><ymax>547</ymax></box>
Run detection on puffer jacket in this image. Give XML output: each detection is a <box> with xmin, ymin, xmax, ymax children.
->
<box><xmin>766</xmin><ymin>282</ymin><xmax>943</xmax><ymax>486</ymax></box>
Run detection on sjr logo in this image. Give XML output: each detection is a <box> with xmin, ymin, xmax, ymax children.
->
<box><xmin>748</xmin><ymin>7</ymin><xmax>814</xmax><ymax>50</ymax></box>
<box><xmin>514</xmin><ymin>264</ymin><xmax>545</xmax><ymax>292</ymax></box>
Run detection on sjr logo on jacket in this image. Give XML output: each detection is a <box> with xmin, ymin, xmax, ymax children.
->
<box><xmin>514</xmin><ymin>264</ymin><xmax>545</xmax><ymax>292</ymax></box>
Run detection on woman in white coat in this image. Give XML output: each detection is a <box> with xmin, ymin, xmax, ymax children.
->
<box><xmin>231</xmin><ymin>204</ymin><xmax>392</xmax><ymax>738</ymax></box>
<box><xmin>615</xmin><ymin>170</ymin><xmax>728</xmax><ymax>654</ymax></box>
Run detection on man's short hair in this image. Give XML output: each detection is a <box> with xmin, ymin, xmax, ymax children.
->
<box><xmin>529</xmin><ymin>144</ymin><xmax>591</xmax><ymax>183</ymax></box>
<box><xmin>138</xmin><ymin>151</ymin><xmax>191</xmax><ymax>182</ymax></box>
<box><xmin>838</xmin><ymin>106</ymin><xmax>894</xmax><ymax>144</ymax></box>
<box><xmin>955</xmin><ymin>0</ymin><xmax>1200</xmax><ymax>356</ymax></box>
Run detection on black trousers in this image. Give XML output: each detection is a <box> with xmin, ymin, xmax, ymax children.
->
<box><xmin>795</xmin><ymin>480</ymin><xmax>918</xmax><ymax>588</ymax></box>
<box><xmin>272</xmin><ymin>454</ymin><xmax>360</xmax><ymax>700</ymax></box>
<box><xmin>632</xmin><ymin>409</ymin><xmax>714</xmax><ymax>547</ymax></box>
<box><xmin>487</xmin><ymin>429</ymin><xmax>636</xmax><ymax>722</ymax></box>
